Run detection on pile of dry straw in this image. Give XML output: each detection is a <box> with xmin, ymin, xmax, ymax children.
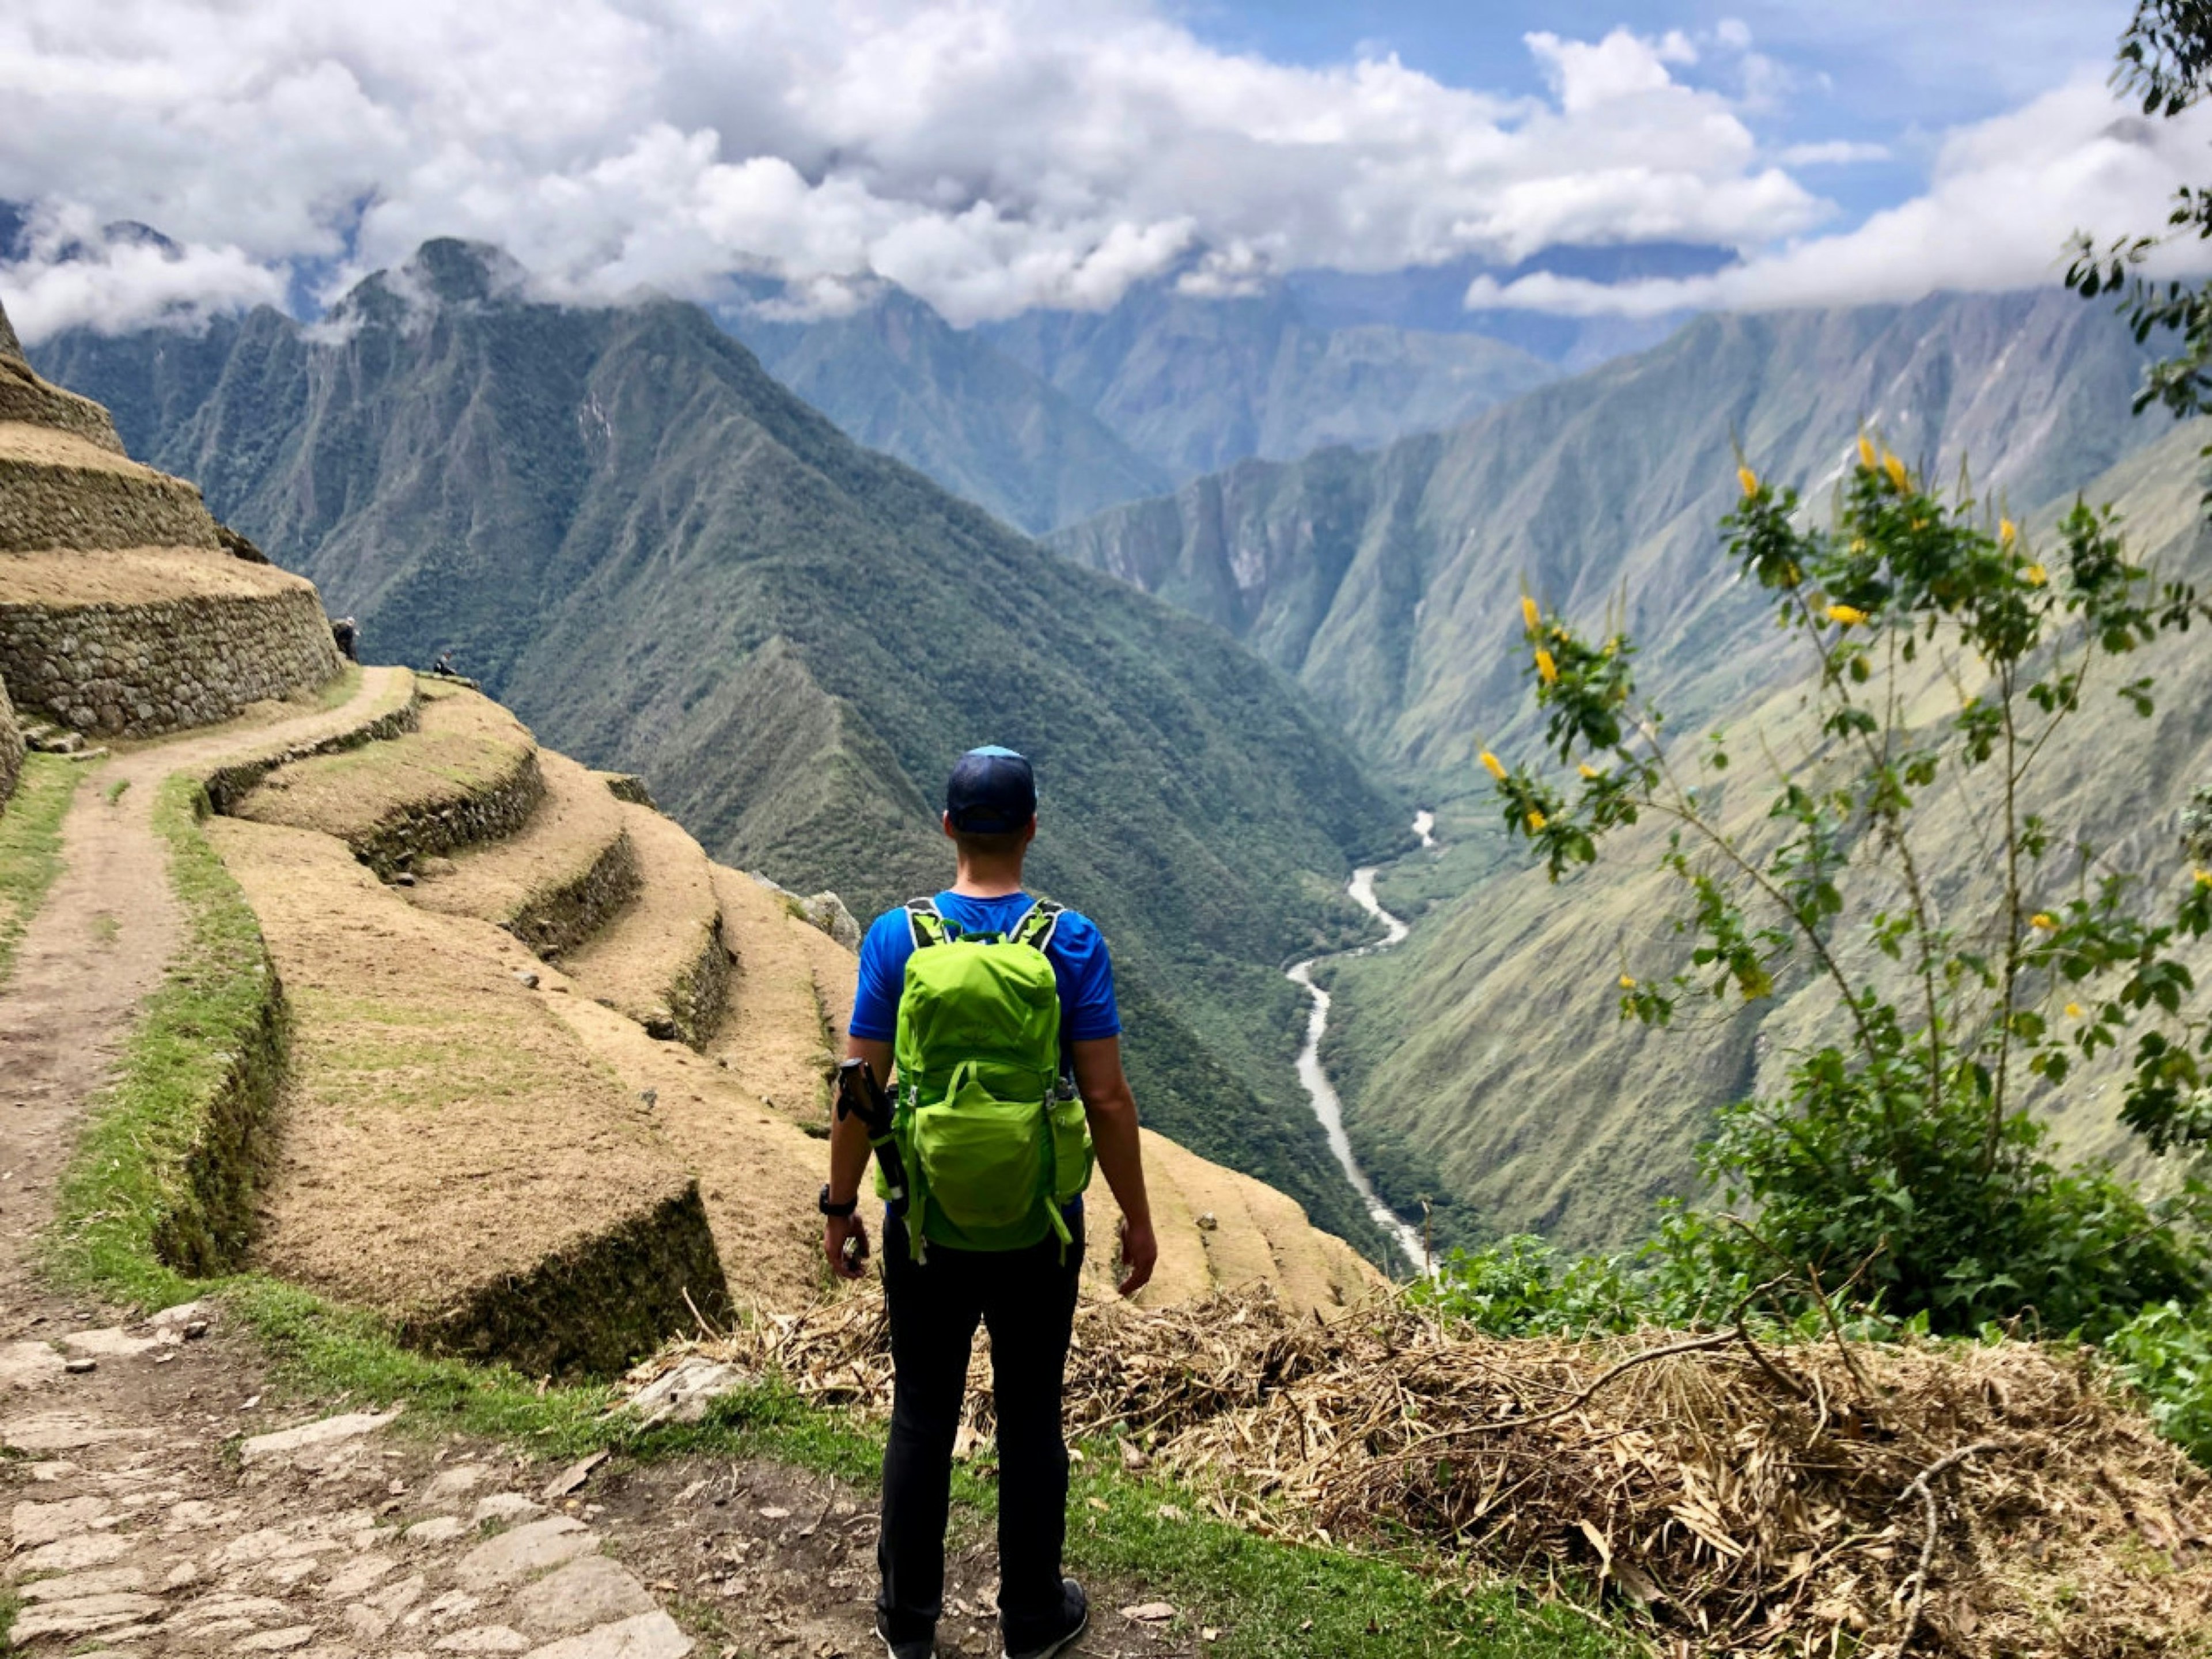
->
<box><xmin>637</xmin><ymin>1289</ymin><xmax>2212</xmax><ymax>1655</ymax></box>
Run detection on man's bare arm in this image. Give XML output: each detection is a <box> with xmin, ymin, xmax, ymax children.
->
<box><xmin>1071</xmin><ymin>1035</ymin><xmax>1156</xmax><ymax>1296</ymax></box>
<box><xmin>822</xmin><ymin>1036</ymin><xmax>892</xmax><ymax>1279</ymax></box>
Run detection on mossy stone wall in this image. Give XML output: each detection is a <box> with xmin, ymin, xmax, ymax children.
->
<box><xmin>0</xmin><ymin>586</ymin><xmax>344</xmax><ymax>737</ymax></box>
<box><xmin>513</xmin><ymin>827</ymin><xmax>642</xmax><ymax>959</ymax></box>
<box><xmin>0</xmin><ymin>456</ymin><xmax>222</xmax><ymax>554</ymax></box>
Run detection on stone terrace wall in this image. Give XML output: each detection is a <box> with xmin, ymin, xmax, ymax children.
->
<box><xmin>0</xmin><ymin>585</ymin><xmax>344</xmax><ymax>737</ymax></box>
<box><xmin>0</xmin><ymin>456</ymin><xmax>222</xmax><ymax>554</ymax></box>
<box><xmin>0</xmin><ymin>361</ymin><xmax>126</xmax><ymax>454</ymax></box>
<box><xmin>0</xmin><ymin>673</ymin><xmax>21</xmax><ymax>808</ymax></box>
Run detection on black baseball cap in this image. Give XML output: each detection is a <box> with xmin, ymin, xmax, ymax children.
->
<box><xmin>946</xmin><ymin>746</ymin><xmax>1036</xmax><ymax>834</ymax></box>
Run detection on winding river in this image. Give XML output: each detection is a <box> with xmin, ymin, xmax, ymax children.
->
<box><xmin>1286</xmin><ymin>810</ymin><xmax>1437</xmax><ymax>1276</ymax></box>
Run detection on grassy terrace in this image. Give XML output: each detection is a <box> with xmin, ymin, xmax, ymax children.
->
<box><xmin>36</xmin><ymin>764</ymin><xmax>1635</xmax><ymax>1659</ymax></box>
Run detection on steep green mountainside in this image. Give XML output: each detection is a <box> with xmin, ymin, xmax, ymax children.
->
<box><xmin>36</xmin><ymin>238</ymin><xmax>1404</xmax><ymax>1258</ymax></box>
<box><xmin>1051</xmin><ymin>291</ymin><xmax>2169</xmax><ymax>779</ymax></box>
<box><xmin>724</xmin><ymin>286</ymin><xmax>1171</xmax><ymax>535</ymax></box>
<box><xmin>984</xmin><ymin>281</ymin><xmax>1559</xmax><ymax>481</ymax></box>
<box><xmin>1320</xmin><ymin>416</ymin><xmax>2212</xmax><ymax>1253</ymax></box>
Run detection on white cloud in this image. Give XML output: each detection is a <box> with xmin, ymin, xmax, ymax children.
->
<box><xmin>0</xmin><ymin>3</ymin><xmax>1830</xmax><ymax>337</ymax></box>
<box><xmin>0</xmin><ymin>204</ymin><xmax>285</xmax><ymax>340</ymax></box>
<box><xmin>1465</xmin><ymin>75</ymin><xmax>2212</xmax><ymax>318</ymax></box>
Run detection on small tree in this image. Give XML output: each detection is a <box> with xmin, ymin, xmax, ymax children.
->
<box><xmin>1480</xmin><ymin>444</ymin><xmax>2211</xmax><ymax>1336</ymax></box>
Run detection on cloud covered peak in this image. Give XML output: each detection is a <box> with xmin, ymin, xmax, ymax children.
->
<box><xmin>0</xmin><ymin>2</ymin><xmax>1833</xmax><ymax>341</ymax></box>
<box><xmin>0</xmin><ymin>2</ymin><xmax>2199</xmax><ymax>346</ymax></box>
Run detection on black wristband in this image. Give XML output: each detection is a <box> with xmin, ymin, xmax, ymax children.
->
<box><xmin>819</xmin><ymin>1184</ymin><xmax>859</xmax><ymax>1219</ymax></box>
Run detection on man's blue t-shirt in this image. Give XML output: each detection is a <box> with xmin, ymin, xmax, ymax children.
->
<box><xmin>849</xmin><ymin>892</ymin><xmax>1120</xmax><ymax>1047</ymax></box>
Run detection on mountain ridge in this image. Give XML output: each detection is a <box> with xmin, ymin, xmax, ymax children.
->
<box><xmin>1051</xmin><ymin>289</ymin><xmax>2174</xmax><ymax>778</ymax></box>
<box><xmin>33</xmin><ymin>238</ymin><xmax>1407</xmax><ymax>1260</ymax></box>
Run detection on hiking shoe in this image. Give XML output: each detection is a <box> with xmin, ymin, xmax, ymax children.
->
<box><xmin>875</xmin><ymin>1610</ymin><xmax>935</xmax><ymax>1659</ymax></box>
<box><xmin>1003</xmin><ymin>1578</ymin><xmax>1088</xmax><ymax>1659</ymax></box>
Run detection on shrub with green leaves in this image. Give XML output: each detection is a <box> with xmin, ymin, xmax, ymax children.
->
<box><xmin>2111</xmin><ymin>1298</ymin><xmax>2212</xmax><ymax>1466</ymax></box>
<box><xmin>1478</xmin><ymin>442</ymin><xmax>2212</xmax><ymax>1338</ymax></box>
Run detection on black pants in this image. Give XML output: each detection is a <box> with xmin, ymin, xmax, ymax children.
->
<box><xmin>877</xmin><ymin>1211</ymin><xmax>1084</xmax><ymax>1650</ymax></box>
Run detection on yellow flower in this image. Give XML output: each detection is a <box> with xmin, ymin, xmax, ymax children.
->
<box><xmin>1827</xmin><ymin>603</ymin><xmax>1869</xmax><ymax>627</ymax></box>
<box><xmin>2024</xmin><ymin>563</ymin><xmax>2048</xmax><ymax>587</ymax></box>
<box><xmin>1883</xmin><ymin>452</ymin><xmax>1908</xmax><ymax>493</ymax></box>
<box><xmin>1579</xmin><ymin>763</ymin><xmax>1600</xmax><ymax>780</ymax></box>
<box><xmin>2000</xmin><ymin>518</ymin><xmax>2018</xmax><ymax>547</ymax></box>
<box><xmin>2196</xmin><ymin>869</ymin><xmax>2212</xmax><ymax>888</ymax></box>
<box><xmin>1525</xmin><ymin>810</ymin><xmax>1547</xmax><ymax>833</ymax></box>
<box><xmin>1480</xmin><ymin>750</ymin><xmax>1508</xmax><ymax>781</ymax></box>
<box><xmin>1737</xmin><ymin>465</ymin><xmax>1759</xmax><ymax>497</ymax></box>
<box><xmin>1619</xmin><ymin>974</ymin><xmax>1637</xmax><ymax>991</ymax></box>
<box><xmin>1521</xmin><ymin>594</ymin><xmax>1540</xmax><ymax>634</ymax></box>
<box><xmin>1857</xmin><ymin>434</ymin><xmax>1877</xmax><ymax>471</ymax></box>
<box><xmin>2030</xmin><ymin>912</ymin><xmax>2056</xmax><ymax>931</ymax></box>
<box><xmin>2066</xmin><ymin>1002</ymin><xmax>2085</xmax><ymax>1020</ymax></box>
<box><xmin>1535</xmin><ymin>647</ymin><xmax>1559</xmax><ymax>684</ymax></box>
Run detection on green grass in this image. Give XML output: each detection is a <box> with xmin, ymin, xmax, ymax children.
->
<box><xmin>39</xmin><ymin>759</ymin><xmax>1638</xmax><ymax>1659</ymax></box>
<box><xmin>0</xmin><ymin>753</ymin><xmax>83</xmax><ymax>988</ymax></box>
<box><xmin>317</xmin><ymin>663</ymin><xmax>364</xmax><ymax>712</ymax></box>
<box><xmin>0</xmin><ymin>1584</ymin><xmax>17</xmax><ymax>1648</ymax></box>
<box><xmin>47</xmin><ymin>774</ymin><xmax>279</xmax><ymax>1296</ymax></box>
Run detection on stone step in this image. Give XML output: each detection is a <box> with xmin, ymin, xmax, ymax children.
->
<box><xmin>560</xmin><ymin>805</ymin><xmax>730</xmax><ymax>1050</ymax></box>
<box><xmin>0</xmin><ymin>422</ymin><xmax>222</xmax><ymax>554</ymax></box>
<box><xmin>229</xmin><ymin>684</ymin><xmax>543</xmax><ymax>877</ymax></box>
<box><xmin>0</xmin><ymin>547</ymin><xmax>346</xmax><ymax>738</ymax></box>
<box><xmin>408</xmin><ymin>751</ymin><xmax>641</xmax><ymax>960</ymax></box>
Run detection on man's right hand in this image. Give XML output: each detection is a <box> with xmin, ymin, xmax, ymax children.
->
<box><xmin>824</xmin><ymin>1211</ymin><xmax>870</xmax><ymax>1281</ymax></box>
<box><xmin>1116</xmin><ymin>1215</ymin><xmax>1156</xmax><ymax>1297</ymax></box>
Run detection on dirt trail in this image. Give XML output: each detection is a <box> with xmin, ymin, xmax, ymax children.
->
<box><xmin>0</xmin><ymin>671</ymin><xmax>1187</xmax><ymax>1659</ymax></box>
<box><xmin>1</xmin><ymin>669</ymin><xmax>407</xmax><ymax>1319</ymax></box>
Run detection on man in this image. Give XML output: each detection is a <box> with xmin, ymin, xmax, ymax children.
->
<box><xmin>822</xmin><ymin>745</ymin><xmax>1158</xmax><ymax>1659</ymax></box>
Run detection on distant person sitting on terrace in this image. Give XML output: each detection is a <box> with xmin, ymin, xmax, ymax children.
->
<box><xmin>821</xmin><ymin>745</ymin><xmax>1156</xmax><ymax>1659</ymax></box>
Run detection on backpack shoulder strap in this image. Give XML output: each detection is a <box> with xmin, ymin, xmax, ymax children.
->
<box><xmin>905</xmin><ymin>897</ymin><xmax>950</xmax><ymax>949</ymax></box>
<box><xmin>1010</xmin><ymin>898</ymin><xmax>1065</xmax><ymax>953</ymax></box>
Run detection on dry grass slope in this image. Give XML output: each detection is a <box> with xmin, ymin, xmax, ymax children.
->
<box><xmin>230</xmin><ymin>684</ymin><xmax>543</xmax><ymax>877</ymax></box>
<box><xmin>215</xmin><ymin>815</ymin><xmax>731</xmax><ymax>1376</ymax></box>
<box><xmin>560</xmin><ymin>802</ymin><xmax>729</xmax><ymax>1048</ymax></box>
<box><xmin>408</xmin><ymin>747</ymin><xmax>641</xmax><ymax>957</ymax></box>
<box><xmin>692</xmin><ymin>1287</ymin><xmax>2212</xmax><ymax>1658</ymax></box>
<box><xmin>0</xmin><ymin>544</ymin><xmax>322</xmax><ymax>605</ymax></box>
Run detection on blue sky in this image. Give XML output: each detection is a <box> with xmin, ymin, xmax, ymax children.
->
<box><xmin>1</xmin><ymin>0</ymin><xmax>2203</xmax><ymax>341</ymax></box>
<box><xmin>1188</xmin><ymin>1</ymin><xmax>2129</xmax><ymax>225</ymax></box>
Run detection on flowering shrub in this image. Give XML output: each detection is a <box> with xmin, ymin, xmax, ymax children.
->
<box><xmin>1478</xmin><ymin>442</ymin><xmax>2212</xmax><ymax>1337</ymax></box>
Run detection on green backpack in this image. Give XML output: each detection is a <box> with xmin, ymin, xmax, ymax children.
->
<box><xmin>875</xmin><ymin>897</ymin><xmax>1094</xmax><ymax>1259</ymax></box>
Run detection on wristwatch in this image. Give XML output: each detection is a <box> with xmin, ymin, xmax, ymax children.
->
<box><xmin>819</xmin><ymin>1184</ymin><xmax>859</xmax><ymax>1219</ymax></box>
